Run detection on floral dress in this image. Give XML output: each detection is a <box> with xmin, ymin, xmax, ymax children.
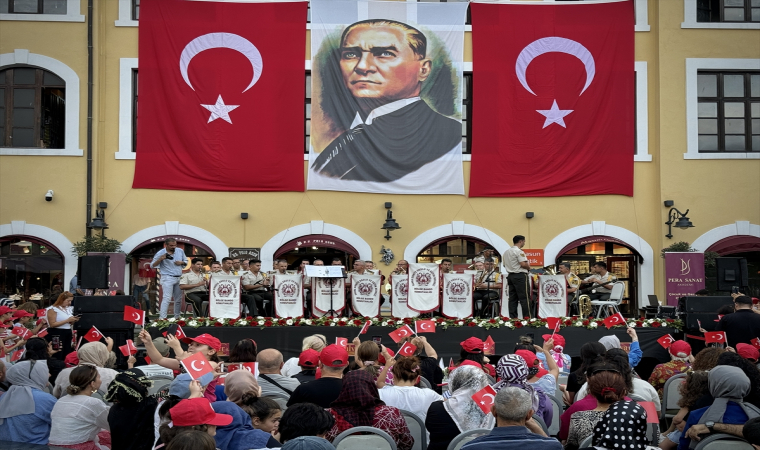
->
<box><xmin>647</xmin><ymin>360</ymin><xmax>690</xmax><ymax>399</ymax></box>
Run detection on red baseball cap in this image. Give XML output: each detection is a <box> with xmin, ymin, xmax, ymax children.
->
<box><xmin>378</xmin><ymin>348</ymin><xmax>395</xmax><ymax>365</ymax></box>
<box><xmin>542</xmin><ymin>334</ymin><xmax>566</xmax><ymax>348</ymax></box>
<box><xmin>65</xmin><ymin>351</ymin><xmax>80</xmax><ymax>367</ymax></box>
<box><xmin>0</xmin><ymin>306</ymin><xmax>14</xmax><ymax>316</ymax></box>
<box><xmin>319</xmin><ymin>344</ymin><xmax>348</xmax><ymax>367</ymax></box>
<box><xmin>669</xmin><ymin>340</ymin><xmax>692</xmax><ymax>358</ymax></box>
<box><xmin>298</xmin><ymin>349</ymin><xmax>320</xmax><ymax>368</ymax></box>
<box><xmin>454</xmin><ymin>360</ymin><xmax>482</xmax><ymax>372</ymax></box>
<box><xmin>170</xmin><ymin>398</ymin><xmax>233</xmax><ymax>427</ymax></box>
<box><xmin>182</xmin><ymin>333</ymin><xmax>221</xmax><ymax>351</ymax></box>
<box><xmin>737</xmin><ymin>343</ymin><xmax>760</xmax><ymax>362</ymax></box>
<box><xmin>515</xmin><ymin>349</ymin><xmax>549</xmax><ymax>378</ymax></box>
<box><xmin>460</xmin><ymin>337</ymin><xmax>484</xmax><ymax>353</ymax></box>
<box><xmin>12</xmin><ymin>310</ymin><xmax>33</xmax><ymax>319</ymax></box>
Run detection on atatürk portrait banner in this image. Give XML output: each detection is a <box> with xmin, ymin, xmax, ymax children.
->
<box><xmin>307</xmin><ymin>0</ymin><xmax>468</xmax><ymax>195</ymax></box>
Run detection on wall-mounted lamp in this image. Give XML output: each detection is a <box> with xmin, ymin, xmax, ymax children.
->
<box><xmin>526</xmin><ymin>212</ymin><xmax>535</xmax><ymax>219</ymax></box>
<box><xmin>88</xmin><ymin>202</ymin><xmax>109</xmax><ymax>235</ymax></box>
<box><xmin>381</xmin><ymin>202</ymin><xmax>401</xmax><ymax>240</ymax></box>
<box><xmin>665</xmin><ymin>207</ymin><xmax>694</xmax><ymax>239</ymax></box>
<box><xmin>240</xmin><ymin>213</ymin><xmax>249</xmax><ymax>220</ymax></box>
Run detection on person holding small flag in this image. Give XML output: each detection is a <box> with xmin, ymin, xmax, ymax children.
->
<box><xmin>716</xmin><ymin>295</ymin><xmax>760</xmax><ymax>348</ymax></box>
<box><xmin>53</xmin><ymin>340</ymin><xmax>117</xmax><ymax>398</ymax></box>
<box><xmin>598</xmin><ymin>327</ymin><xmax>643</xmax><ymax>369</ymax></box>
<box><xmin>536</xmin><ymin>333</ymin><xmax>571</xmax><ymax>374</ymax></box>
<box><xmin>398</xmin><ymin>335</ymin><xmax>443</xmax><ymax>394</ymax></box>
<box><xmin>648</xmin><ymin>340</ymin><xmax>692</xmax><ymax>400</ymax></box>
<box><xmin>493</xmin><ymin>354</ymin><xmax>553</xmax><ymax>428</ymax></box>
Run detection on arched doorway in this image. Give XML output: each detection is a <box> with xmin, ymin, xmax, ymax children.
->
<box><xmin>275</xmin><ymin>235</ymin><xmax>360</xmax><ymax>270</ymax></box>
<box><xmin>416</xmin><ymin>236</ymin><xmax>493</xmax><ymax>271</ymax></box>
<box><xmin>404</xmin><ymin>221</ymin><xmax>510</xmax><ymax>266</ymax></box>
<box><xmin>556</xmin><ymin>236</ymin><xmax>641</xmax><ymax>315</ymax></box>
<box><xmin>0</xmin><ymin>236</ymin><xmax>65</xmax><ymax>302</ymax></box>
<box><xmin>693</xmin><ymin>222</ymin><xmax>760</xmax><ymax>296</ymax></box>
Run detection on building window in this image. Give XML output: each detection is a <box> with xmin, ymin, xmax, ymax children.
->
<box><xmin>697</xmin><ymin>71</ymin><xmax>760</xmax><ymax>152</ymax></box>
<box><xmin>462</xmin><ymin>73</ymin><xmax>471</xmax><ymax>154</ymax></box>
<box><xmin>698</xmin><ymin>0</ymin><xmax>760</xmax><ymax>22</ymax></box>
<box><xmin>0</xmin><ymin>67</ymin><xmax>65</xmax><ymax>149</ymax></box>
<box><xmin>132</xmin><ymin>0</ymin><xmax>139</xmax><ymax>20</ymax></box>
<box><xmin>132</xmin><ymin>69</ymin><xmax>138</xmax><ymax>152</ymax></box>
<box><xmin>2</xmin><ymin>0</ymin><xmax>67</xmax><ymax>14</ymax></box>
<box><xmin>305</xmin><ymin>72</ymin><xmax>311</xmax><ymax>154</ymax></box>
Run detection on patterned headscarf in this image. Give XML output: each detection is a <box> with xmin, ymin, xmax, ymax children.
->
<box><xmin>104</xmin><ymin>368</ymin><xmax>153</xmax><ymax>404</ymax></box>
<box><xmin>592</xmin><ymin>400</ymin><xmax>649</xmax><ymax>450</ymax></box>
<box><xmin>104</xmin><ymin>369</ymin><xmax>161</xmax><ymax>450</ymax></box>
<box><xmin>493</xmin><ymin>354</ymin><xmax>539</xmax><ymax>412</ymax></box>
<box><xmin>330</xmin><ymin>370</ymin><xmax>385</xmax><ymax>427</ymax></box>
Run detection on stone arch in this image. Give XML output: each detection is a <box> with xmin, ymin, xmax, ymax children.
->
<box><xmin>0</xmin><ymin>221</ymin><xmax>76</xmax><ymax>288</ymax></box>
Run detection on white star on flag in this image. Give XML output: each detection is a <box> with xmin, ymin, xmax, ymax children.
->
<box><xmin>201</xmin><ymin>95</ymin><xmax>239</xmax><ymax>124</ymax></box>
<box><xmin>537</xmin><ymin>100</ymin><xmax>573</xmax><ymax>129</ymax></box>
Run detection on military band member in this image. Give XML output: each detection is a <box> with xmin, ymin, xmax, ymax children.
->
<box><xmin>504</xmin><ymin>235</ymin><xmax>532</xmax><ymax>318</ymax></box>
<box><xmin>242</xmin><ymin>259</ymin><xmax>271</xmax><ymax>316</ymax></box>
<box><xmin>179</xmin><ymin>258</ymin><xmax>209</xmax><ymax>316</ymax></box>
<box><xmin>391</xmin><ymin>259</ymin><xmax>409</xmax><ymax>276</ymax></box>
<box><xmin>558</xmin><ymin>262</ymin><xmax>581</xmax><ymax>297</ymax></box>
<box><xmin>314</xmin><ymin>259</ymin><xmax>325</xmax><ymax>266</ymax></box>
<box><xmin>240</xmin><ymin>259</ymin><xmax>250</xmax><ymax>272</ymax></box>
<box><xmin>581</xmin><ymin>261</ymin><xmax>617</xmax><ymax>301</ymax></box>
<box><xmin>220</xmin><ymin>257</ymin><xmax>236</xmax><ymax>276</ymax></box>
<box><xmin>331</xmin><ymin>257</ymin><xmax>344</xmax><ymax>266</ymax></box>
<box><xmin>440</xmin><ymin>258</ymin><xmax>453</xmax><ymax>275</ymax></box>
<box><xmin>473</xmin><ymin>258</ymin><xmax>501</xmax><ymax>317</ymax></box>
<box><xmin>231</xmin><ymin>258</ymin><xmax>242</xmax><ymax>274</ymax></box>
<box><xmin>345</xmin><ymin>260</ymin><xmax>370</xmax><ymax>316</ymax></box>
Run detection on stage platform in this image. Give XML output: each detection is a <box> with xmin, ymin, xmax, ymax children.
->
<box><xmin>147</xmin><ymin>325</ymin><xmax>680</xmax><ymax>381</ymax></box>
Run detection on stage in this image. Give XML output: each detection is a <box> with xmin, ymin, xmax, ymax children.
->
<box><xmin>147</xmin><ymin>325</ymin><xmax>680</xmax><ymax>381</ymax></box>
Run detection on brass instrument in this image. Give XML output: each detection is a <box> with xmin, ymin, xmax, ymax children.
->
<box><xmin>578</xmin><ymin>293</ymin><xmax>593</xmax><ymax>317</ymax></box>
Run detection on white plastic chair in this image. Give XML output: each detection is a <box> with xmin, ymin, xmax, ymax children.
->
<box><xmin>399</xmin><ymin>409</ymin><xmax>426</xmax><ymax>450</ymax></box>
<box><xmin>547</xmin><ymin>394</ymin><xmax>562</xmax><ymax>436</ymax></box>
<box><xmin>532</xmin><ymin>414</ymin><xmax>549</xmax><ymax>436</ymax></box>
<box><xmin>579</xmin><ymin>435</ymin><xmax>593</xmax><ymax>448</ymax></box>
<box><xmin>694</xmin><ymin>433</ymin><xmax>754</xmax><ymax>450</ymax></box>
<box><xmin>446</xmin><ymin>428</ymin><xmax>491</xmax><ymax>450</ymax></box>
<box><xmin>418</xmin><ymin>376</ymin><xmax>433</xmax><ymax>390</ymax></box>
<box><xmin>661</xmin><ymin>373</ymin><xmax>686</xmax><ymax>421</ymax></box>
<box><xmin>333</xmin><ymin>426</ymin><xmax>398</xmax><ymax>450</ymax></box>
<box><xmin>591</xmin><ymin>282</ymin><xmax>625</xmax><ymax>317</ymax></box>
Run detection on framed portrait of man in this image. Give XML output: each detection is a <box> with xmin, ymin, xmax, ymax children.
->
<box><xmin>307</xmin><ymin>0</ymin><xmax>468</xmax><ymax>195</ymax></box>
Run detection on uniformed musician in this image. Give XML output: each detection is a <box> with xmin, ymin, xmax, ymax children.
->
<box><xmin>580</xmin><ymin>261</ymin><xmax>617</xmax><ymax>301</ymax></box>
<box><xmin>390</xmin><ymin>260</ymin><xmax>409</xmax><ymax>276</ymax></box>
<box><xmin>473</xmin><ymin>258</ymin><xmax>501</xmax><ymax>317</ymax></box>
<box><xmin>346</xmin><ymin>260</ymin><xmax>369</xmax><ymax>317</ymax></box>
<box><xmin>503</xmin><ymin>235</ymin><xmax>532</xmax><ymax>318</ymax></box>
<box><xmin>242</xmin><ymin>259</ymin><xmax>271</xmax><ymax>316</ymax></box>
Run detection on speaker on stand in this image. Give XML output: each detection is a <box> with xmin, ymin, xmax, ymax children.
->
<box><xmin>78</xmin><ymin>255</ymin><xmax>110</xmax><ymax>289</ymax></box>
<box><xmin>73</xmin><ymin>295</ymin><xmax>135</xmax><ymax>368</ymax></box>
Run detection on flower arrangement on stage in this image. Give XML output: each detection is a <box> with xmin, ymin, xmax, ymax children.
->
<box><xmin>149</xmin><ymin>315</ymin><xmax>683</xmax><ymax>331</ymax></box>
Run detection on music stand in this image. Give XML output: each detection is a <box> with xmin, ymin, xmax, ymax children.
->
<box><xmin>305</xmin><ymin>266</ymin><xmax>347</xmax><ymax>317</ymax></box>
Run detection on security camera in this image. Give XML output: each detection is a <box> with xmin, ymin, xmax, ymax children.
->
<box><xmin>45</xmin><ymin>190</ymin><xmax>54</xmax><ymax>202</ymax></box>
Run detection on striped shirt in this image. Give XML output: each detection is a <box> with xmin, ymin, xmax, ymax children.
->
<box><xmin>461</xmin><ymin>426</ymin><xmax>563</xmax><ymax>450</ymax></box>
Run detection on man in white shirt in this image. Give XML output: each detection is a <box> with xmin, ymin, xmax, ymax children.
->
<box><xmin>179</xmin><ymin>258</ymin><xmax>208</xmax><ymax>316</ymax></box>
<box><xmin>503</xmin><ymin>235</ymin><xmax>532</xmax><ymax>318</ymax></box>
<box><xmin>151</xmin><ymin>238</ymin><xmax>188</xmax><ymax>319</ymax></box>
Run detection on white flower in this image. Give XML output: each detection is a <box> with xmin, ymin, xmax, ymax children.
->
<box><xmin>149</xmin><ymin>322</ymin><xmax>158</xmax><ymax>327</ymax></box>
<box><xmin>397</xmin><ymin>320</ymin><xmax>404</xmax><ymax>325</ymax></box>
<box><xmin>627</xmin><ymin>322</ymin><xmax>636</xmax><ymax>328</ymax></box>
<box><xmin>286</xmin><ymin>319</ymin><xmax>293</xmax><ymax>325</ymax></box>
<box><xmin>237</xmin><ymin>320</ymin><xmax>248</xmax><ymax>326</ymax></box>
<box><xmin>300</xmin><ymin>318</ymin><xmax>307</xmax><ymax>323</ymax></box>
<box><xmin>332</xmin><ymin>318</ymin><xmax>339</xmax><ymax>323</ymax></box>
<box><xmin>257</xmin><ymin>316</ymin><xmax>264</xmax><ymax>320</ymax></box>
<box><xmin>457</xmin><ymin>321</ymin><xmax>464</xmax><ymax>326</ymax></box>
<box><xmin>478</xmin><ymin>322</ymin><xmax>484</xmax><ymax>327</ymax></box>
<box><xmin>504</xmin><ymin>322</ymin><xmax>514</xmax><ymax>328</ymax></box>
<box><xmin>642</xmin><ymin>323</ymin><xmax>649</xmax><ymax>327</ymax></box>
<box><xmin>305</xmin><ymin>319</ymin><xmax>312</xmax><ymax>325</ymax></box>
<box><xmin>521</xmin><ymin>321</ymin><xmax>528</xmax><ymax>326</ymax></box>
<box><xmin>498</xmin><ymin>320</ymin><xmax>504</xmax><ymax>325</ymax></box>
<box><xmin>258</xmin><ymin>320</ymin><xmax>265</xmax><ymax>325</ymax></box>
<box><xmin>188</xmin><ymin>320</ymin><xmax>198</xmax><ymax>327</ymax></box>
<box><xmin>167</xmin><ymin>318</ymin><xmax>176</xmax><ymax>323</ymax></box>
<box><xmin>590</xmin><ymin>322</ymin><xmax>598</xmax><ymax>328</ymax></box>
<box><xmin>340</xmin><ymin>317</ymin><xmax>348</xmax><ymax>322</ymax></box>
<box><xmin>330</xmin><ymin>322</ymin><xmax>336</xmax><ymax>326</ymax></box>
<box><xmin>530</xmin><ymin>318</ymin><xmax>536</xmax><ymax>322</ymax></box>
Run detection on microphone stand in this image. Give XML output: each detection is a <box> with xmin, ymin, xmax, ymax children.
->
<box><xmin>326</xmin><ymin>278</ymin><xmax>338</xmax><ymax>318</ymax></box>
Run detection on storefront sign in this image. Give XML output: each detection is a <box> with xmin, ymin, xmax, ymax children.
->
<box><xmin>665</xmin><ymin>252</ymin><xmax>705</xmax><ymax>307</ymax></box>
<box><xmin>523</xmin><ymin>249</ymin><xmax>544</xmax><ymax>267</ymax></box>
<box><xmin>229</xmin><ymin>248</ymin><xmax>261</xmax><ymax>261</ymax></box>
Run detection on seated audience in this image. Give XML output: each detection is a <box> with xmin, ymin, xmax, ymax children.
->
<box><xmin>648</xmin><ymin>340</ymin><xmax>692</xmax><ymax>400</ymax></box>
<box><xmin>287</xmin><ymin>344</ymin><xmax>347</xmax><ymax>408</ymax></box>
<box><xmin>591</xmin><ymin>400</ymin><xmax>658</xmax><ymax>450</ymax></box>
<box><xmin>564</xmin><ymin>342</ymin><xmax>606</xmax><ymax>405</ymax></box>
<box><xmin>355</xmin><ymin>339</ymin><xmax>394</xmax><ymax>385</ymax></box>
<box><xmin>536</xmin><ymin>334</ymin><xmax>571</xmax><ymax>374</ymax></box>
<box><xmin>53</xmin><ymin>340</ymin><xmax>119</xmax><ymax>398</ymax></box>
<box><xmin>461</xmin><ymin>387</ymin><xmax>559</xmax><ymax>449</ymax></box>
<box><xmin>398</xmin><ymin>335</ymin><xmax>443</xmax><ymax>394</ymax></box>
<box><xmin>211</xmin><ymin>401</ymin><xmax>281</xmax><ymax>449</ymax></box>
<box><xmin>518</xmin><ymin>338</ymin><xmax>560</xmax><ymax>395</ymax></box>
<box><xmin>325</xmin><ymin>370</ymin><xmax>414</xmax><ymax>450</ymax></box>
<box><xmin>278</xmin><ymin>402</ymin><xmax>336</xmax><ymax>444</ymax></box>
<box><xmin>165</xmin><ymin>430</ymin><xmax>217</xmax><ymax>450</ymax></box>
<box><xmin>20</xmin><ymin>336</ymin><xmax>66</xmax><ymax>386</ymax></box>
<box><xmin>458</xmin><ymin>337</ymin><xmax>490</xmax><ymax>375</ymax></box>
<box><xmin>281</xmin><ymin>436</ymin><xmax>335</xmax><ymax>450</ymax></box>
<box><xmin>598</xmin><ymin>328</ymin><xmax>642</xmax><ymax>369</ymax></box>
<box><xmin>247</xmin><ymin>397</ymin><xmax>282</xmax><ymax>439</ymax></box>
<box><xmin>48</xmin><ymin>365</ymin><xmax>112</xmax><ymax>449</ymax></box>
<box><xmin>565</xmin><ymin>370</ymin><xmax>627</xmax><ymax>450</ymax></box>
<box><xmin>715</xmin><ymin>351</ymin><xmax>760</xmax><ymax>409</ymax></box>
<box><xmin>575</xmin><ymin>349</ymin><xmax>660</xmax><ymax>411</ymax></box>
<box><xmin>257</xmin><ymin>348</ymin><xmax>301</xmax><ymax>397</ymax></box>
<box><xmin>737</xmin><ymin>343</ymin><xmax>760</xmax><ymax>365</ymax></box>
<box><xmin>104</xmin><ymin>369</ymin><xmax>160</xmax><ymax>450</ymax></box>
<box><xmin>494</xmin><ymin>354</ymin><xmax>553</xmax><ymax>427</ymax></box>
<box><xmin>229</xmin><ymin>338</ymin><xmax>258</xmax><ymax>363</ymax></box>
<box><xmin>0</xmin><ymin>359</ymin><xmax>57</xmax><ymax>444</ymax></box>
<box><xmin>0</xmin><ymin>359</ymin><xmax>8</xmax><ymax>392</ymax></box>
<box><xmin>133</xmin><ymin>337</ymin><xmax>175</xmax><ymax>378</ymax></box>
<box><xmin>282</xmin><ymin>334</ymin><xmax>327</xmax><ymax>377</ymax></box>
<box><xmin>158</xmin><ymin>398</ymin><xmax>233</xmax><ymax>448</ymax></box>
<box><xmin>292</xmin><ymin>349</ymin><xmax>319</xmax><ymax>384</ymax></box>
<box><xmin>426</xmin><ymin>365</ymin><xmax>495</xmax><ymax>450</ymax></box>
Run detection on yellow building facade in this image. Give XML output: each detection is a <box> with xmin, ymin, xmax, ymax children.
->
<box><xmin>0</xmin><ymin>0</ymin><xmax>758</xmax><ymax>313</ymax></box>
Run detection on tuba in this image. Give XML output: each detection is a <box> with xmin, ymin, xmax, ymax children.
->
<box><xmin>578</xmin><ymin>293</ymin><xmax>592</xmax><ymax>317</ymax></box>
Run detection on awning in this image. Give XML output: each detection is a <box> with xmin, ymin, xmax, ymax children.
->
<box><xmin>556</xmin><ymin>235</ymin><xmax>641</xmax><ymax>260</ymax></box>
<box><xmin>131</xmin><ymin>235</ymin><xmax>216</xmax><ymax>258</ymax></box>
<box><xmin>275</xmin><ymin>234</ymin><xmax>359</xmax><ymax>258</ymax></box>
<box><xmin>707</xmin><ymin>235</ymin><xmax>760</xmax><ymax>256</ymax></box>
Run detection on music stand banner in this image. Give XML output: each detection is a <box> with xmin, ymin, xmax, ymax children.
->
<box><xmin>313</xmin><ymin>277</ymin><xmax>345</xmax><ymax>317</ymax></box>
<box><xmin>442</xmin><ymin>273</ymin><xmax>474</xmax><ymax>319</ymax></box>
<box><xmin>408</xmin><ymin>263</ymin><xmax>440</xmax><ymax>313</ymax></box>
<box><xmin>538</xmin><ymin>274</ymin><xmax>567</xmax><ymax>318</ymax></box>
<box><xmin>391</xmin><ymin>275</ymin><xmax>418</xmax><ymax>319</ymax></box>
<box><xmin>350</xmin><ymin>274</ymin><xmax>382</xmax><ymax>317</ymax></box>
<box><xmin>274</xmin><ymin>274</ymin><xmax>304</xmax><ymax>318</ymax></box>
<box><xmin>209</xmin><ymin>275</ymin><xmax>242</xmax><ymax>319</ymax></box>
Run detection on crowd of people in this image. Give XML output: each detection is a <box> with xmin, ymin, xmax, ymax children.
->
<box><xmin>2</xmin><ymin>291</ymin><xmax>760</xmax><ymax>450</ymax></box>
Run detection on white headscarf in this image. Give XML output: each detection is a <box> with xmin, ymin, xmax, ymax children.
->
<box><xmin>0</xmin><ymin>360</ymin><xmax>50</xmax><ymax>423</ymax></box>
<box><xmin>443</xmin><ymin>365</ymin><xmax>495</xmax><ymax>432</ymax></box>
<box><xmin>598</xmin><ymin>335</ymin><xmax>621</xmax><ymax>351</ymax></box>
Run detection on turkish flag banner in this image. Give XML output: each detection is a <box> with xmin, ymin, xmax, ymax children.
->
<box><xmin>118</xmin><ymin>340</ymin><xmax>138</xmax><ymax>357</ymax></box>
<box><xmin>37</xmin><ymin>328</ymin><xmax>48</xmax><ymax>338</ymax></box>
<box><xmin>133</xmin><ymin>0</ymin><xmax>306</xmax><ymax>192</ymax></box>
<box><xmin>388</xmin><ymin>325</ymin><xmax>415</xmax><ymax>343</ymax></box>
<box><xmin>415</xmin><ymin>320</ymin><xmax>436</xmax><ymax>334</ymax></box>
<box><xmin>603</xmin><ymin>313</ymin><xmax>627</xmax><ymax>329</ymax></box>
<box><xmin>124</xmin><ymin>306</ymin><xmax>145</xmax><ymax>326</ymax></box>
<box><xmin>11</xmin><ymin>326</ymin><xmax>33</xmax><ymax>340</ymax></box>
<box><xmin>83</xmin><ymin>326</ymin><xmax>104</xmax><ymax>343</ymax></box>
<box><xmin>469</xmin><ymin>1</ymin><xmax>634</xmax><ymax>197</ymax></box>
<box><xmin>657</xmin><ymin>334</ymin><xmax>675</xmax><ymax>349</ymax></box>
<box><xmin>359</xmin><ymin>321</ymin><xmax>371</xmax><ymax>335</ymax></box>
<box><xmin>471</xmin><ymin>385</ymin><xmax>497</xmax><ymax>414</ymax></box>
<box><xmin>705</xmin><ymin>331</ymin><xmax>727</xmax><ymax>344</ymax></box>
<box><xmin>181</xmin><ymin>352</ymin><xmax>214</xmax><ymax>380</ymax></box>
<box><xmin>336</xmin><ymin>337</ymin><xmax>348</xmax><ymax>348</ymax></box>
<box><xmin>484</xmin><ymin>336</ymin><xmax>496</xmax><ymax>356</ymax></box>
<box><xmin>227</xmin><ymin>362</ymin><xmax>259</xmax><ymax>378</ymax></box>
<box><xmin>752</xmin><ymin>338</ymin><xmax>760</xmax><ymax>349</ymax></box>
<box><xmin>397</xmin><ymin>342</ymin><xmax>417</xmax><ymax>358</ymax></box>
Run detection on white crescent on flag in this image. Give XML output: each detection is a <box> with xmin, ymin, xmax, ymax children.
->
<box><xmin>132</xmin><ymin>312</ymin><xmax>140</xmax><ymax>321</ymax></box>
<box><xmin>420</xmin><ymin>322</ymin><xmax>431</xmax><ymax>330</ymax></box>
<box><xmin>482</xmin><ymin>393</ymin><xmax>495</xmax><ymax>406</ymax></box>
<box><xmin>179</xmin><ymin>32</ymin><xmax>263</xmax><ymax>93</ymax></box>
<box><xmin>190</xmin><ymin>360</ymin><xmax>204</xmax><ymax>372</ymax></box>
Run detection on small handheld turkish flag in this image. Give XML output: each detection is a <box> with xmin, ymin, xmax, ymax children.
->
<box><xmin>705</xmin><ymin>331</ymin><xmax>726</xmax><ymax>344</ymax></box>
<box><xmin>397</xmin><ymin>342</ymin><xmax>417</xmax><ymax>358</ymax></box>
<box><xmin>358</xmin><ymin>321</ymin><xmax>371</xmax><ymax>336</ymax></box>
<box><xmin>415</xmin><ymin>320</ymin><xmax>436</xmax><ymax>334</ymax></box>
<box><xmin>471</xmin><ymin>385</ymin><xmax>497</xmax><ymax>414</ymax></box>
<box><xmin>603</xmin><ymin>313</ymin><xmax>627</xmax><ymax>329</ymax></box>
<box><xmin>388</xmin><ymin>325</ymin><xmax>415</xmax><ymax>343</ymax></box>
<box><xmin>37</xmin><ymin>328</ymin><xmax>48</xmax><ymax>338</ymax></box>
<box><xmin>448</xmin><ymin>358</ymin><xmax>455</xmax><ymax>371</ymax></box>
<box><xmin>11</xmin><ymin>326</ymin><xmax>33</xmax><ymax>340</ymax></box>
<box><xmin>657</xmin><ymin>334</ymin><xmax>675</xmax><ymax>349</ymax></box>
<box><xmin>124</xmin><ymin>306</ymin><xmax>145</xmax><ymax>326</ymax></box>
<box><xmin>11</xmin><ymin>348</ymin><xmax>25</xmax><ymax>362</ymax></box>
<box><xmin>752</xmin><ymin>338</ymin><xmax>760</xmax><ymax>349</ymax></box>
<box><xmin>83</xmin><ymin>326</ymin><xmax>104</xmax><ymax>343</ymax></box>
<box><xmin>227</xmin><ymin>362</ymin><xmax>259</xmax><ymax>378</ymax></box>
<box><xmin>181</xmin><ymin>352</ymin><xmax>214</xmax><ymax>380</ymax></box>
<box><xmin>484</xmin><ymin>336</ymin><xmax>496</xmax><ymax>356</ymax></box>
<box><xmin>545</xmin><ymin>317</ymin><xmax>561</xmax><ymax>331</ymax></box>
<box><xmin>714</xmin><ymin>315</ymin><xmax>724</xmax><ymax>322</ymax></box>
<box><xmin>37</xmin><ymin>309</ymin><xmax>47</xmax><ymax>318</ymax></box>
<box><xmin>336</xmin><ymin>337</ymin><xmax>348</xmax><ymax>348</ymax></box>
<box><xmin>162</xmin><ymin>324</ymin><xmax>187</xmax><ymax>340</ymax></box>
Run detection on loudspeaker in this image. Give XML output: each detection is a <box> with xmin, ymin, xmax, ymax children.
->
<box><xmin>716</xmin><ymin>257</ymin><xmax>749</xmax><ymax>291</ymax></box>
<box><xmin>686</xmin><ymin>313</ymin><xmax>723</xmax><ymax>332</ymax></box>
<box><xmin>73</xmin><ymin>295</ymin><xmax>134</xmax><ymax>313</ymax></box>
<box><xmin>75</xmin><ymin>312</ymin><xmax>134</xmax><ymax>331</ymax></box>
<box><xmin>79</xmin><ymin>255</ymin><xmax>110</xmax><ymax>289</ymax></box>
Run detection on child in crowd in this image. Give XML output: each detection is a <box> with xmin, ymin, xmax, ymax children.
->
<box><xmin>537</xmin><ymin>333</ymin><xmax>572</xmax><ymax>373</ymax></box>
<box><xmin>241</xmin><ymin>396</ymin><xmax>282</xmax><ymax>440</ymax></box>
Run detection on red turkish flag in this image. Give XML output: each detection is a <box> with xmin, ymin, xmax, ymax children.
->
<box><xmin>714</xmin><ymin>315</ymin><xmax>724</xmax><ymax>322</ymax></box>
<box><xmin>752</xmin><ymin>338</ymin><xmax>760</xmax><ymax>349</ymax></box>
<box><xmin>657</xmin><ymin>334</ymin><xmax>675</xmax><ymax>349</ymax></box>
<box><xmin>180</xmin><ymin>352</ymin><xmax>214</xmax><ymax>380</ymax></box>
<box><xmin>545</xmin><ymin>317</ymin><xmax>562</xmax><ymax>332</ymax></box>
<box><xmin>11</xmin><ymin>348</ymin><xmax>24</xmax><ymax>362</ymax></box>
<box><xmin>162</xmin><ymin>324</ymin><xmax>187</xmax><ymax>340</ymax></box>
<box><xmin>124</xmin><ymin>306</ymin><xmax>145</xmax><ymax>326</ymax></box>
<box><xmin>118</xmin><ymin>340</ymin><xmax>138</xmax><ymax>357</ymax></box>
<box><xmin>37</xmin><ymin>328</ymin><xmax>48</xmax><ymax>339</ymax></box>
<box><xmin>228</xmin><ymin>362</ymin><xmax>258</xmax><ymax>378</ymax></box>
<box><xmin>133</xmin><ymin>0</ymin><xmax>306</xmax><ymax>192</ymax></box>
<box><xmin>705</xmin><ymin>331</ymin><xmax>727</xmax><ymax>344</ymax></box>
<box><xmin>471</xmin><ymin>385</ymin><xmax>498</xmax><ymax>414</ymax></box>
<box><xmin>484</xmin><ymin>336</ymin><xmax>496</xmax><ymax>356</ymax></box>
<box><xmin>336</xmin><ymin>337</ymin><xmax>348</xmax><ymax>348</ymax></box>
<box><xmin>388</xmin><ymin>325</ymin><xmax>415</xmax><ymax>343</ymax></box>
<box><xmin>398</xmin><ymin>342</ymin><xmax>417</xmax><ymax>357</ymax></box>
<box><xmin>83</xmin><ymin>326</ymin><xmax>104</xmax><ymax>343</ymax></box>
<box><xmin>37</xmin><ymin>309</ymin><xmax>46</xmax><ymax>318</ymax></box>
<box><xmin>603</xmin><ymin>313</ymin><xmax>627</xmax><ymax>329</ymax></box>
<box><xmin>470</xmin><ymin>1</ymin><xmax>634</xmax><ymax>197</ymax></box>
<box><xmin>415</xmin><ymin>320</ymin><xmax>436</xmax><ymax>334</ymax></box>
<box><xmin>11</xmin><ymin>326</ymin><xmax>33</xmax><ymax>340</ymax></box>
<box><xmin>359</xmin><ymin>321</ymin><xmax>371</xmax><ymax>335</ymax></box>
